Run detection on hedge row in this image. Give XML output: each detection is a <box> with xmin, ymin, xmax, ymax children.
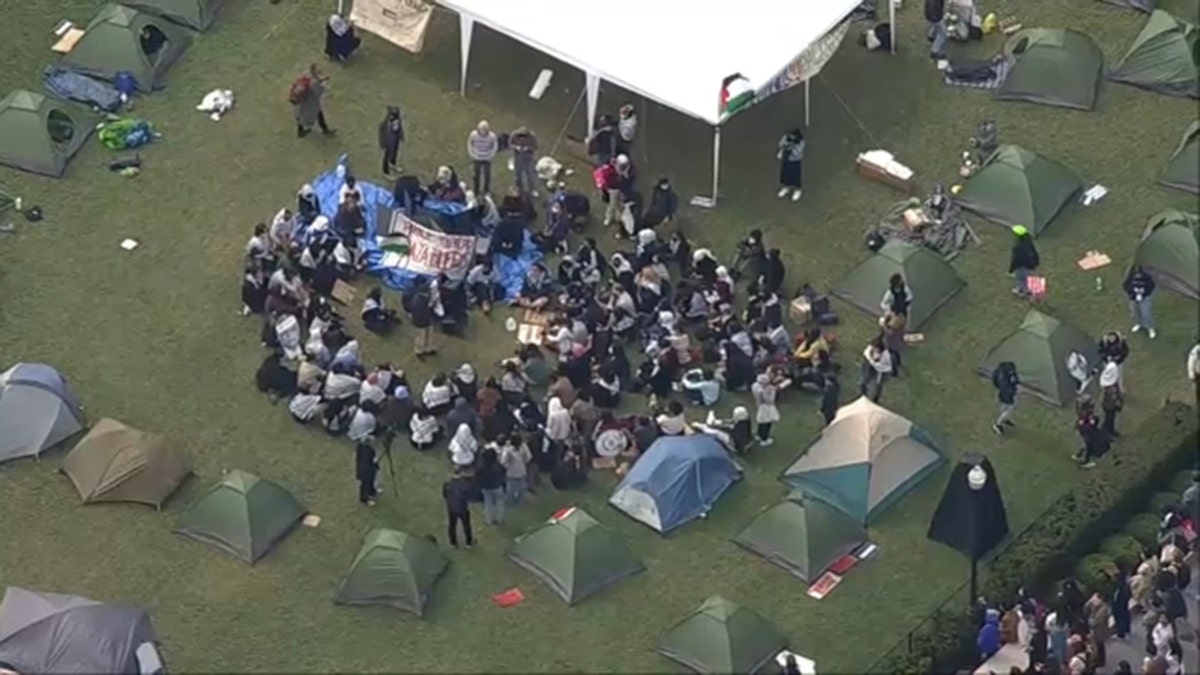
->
<box><xmin>881</xmin><ymin>401</ymin><xmax>1199</xmax><ymax>674</ymax></box>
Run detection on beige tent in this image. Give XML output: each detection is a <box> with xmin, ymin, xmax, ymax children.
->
<box><xmin>62</xmin><ymin>418</ymin><xmax>191</xmax><ymax>508</ymax></box>
<box><xmin>780</xmin><ymin>397</ymin><xmax>946</xmax><ymax>524</ymax></box>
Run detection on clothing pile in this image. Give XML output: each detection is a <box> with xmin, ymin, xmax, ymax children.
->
<box><xmin>98</xmin><ymin>118</ymin><xmax>158</xmax><ymax>150</ymax></box>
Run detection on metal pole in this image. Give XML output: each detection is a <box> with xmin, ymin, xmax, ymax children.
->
<box><xmin>711</xmin><ymin>126</ymin><xmax>721</xmax><ymax>205</ymax></box>
<box><xmin>804</xmin><ymin>78</ymin><xmax>811</xmax><ymax>126</ymax></box>
<box><xmin>889</xmin><ymin>0</ymin><xmax>896</xmax><ymax>54</ymax></box>
<box><xmin>969</xmin><ymin>492</ymin><xmax>979</xmax><ymax>605</ymax></box>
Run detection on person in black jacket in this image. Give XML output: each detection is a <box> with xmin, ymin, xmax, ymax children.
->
<box><xmin>475</xmin><ymin>447</ymin><xmax>507</xmax><ymax>525</ymax></box>
<box><xmin>925</xmin><ymin>0</ymin><xmax>947</xmax><ymax>58</ymax></box>
<box><xmin>355</xmin><ymin>441</ymin><xmax>379</xmax><ymax>506</ymax></box>
<box><xmin>820</xmin><ymin>374</ymin><xmax>841</xmax><ymax>426</ymax></box>
<box><xmin>1098</xmin><ymin>330</ymin><xmax>1130</xmax><ymax>390</ymax></box>
<box><xmin>442</xmin><ymin>468</ymin><xmax>475</xmax><ymax>547</ymax></box>
<box><xmin>1008</xmin><ymin>225</ymin><xmax>1040</xmax><ymax>297</ymax></box>
<box><xmin>407</xmin><ymin>283</ymin><xmax>437</xmax><ymax>358</ymax></box>
<box><xmin>991</xmin><ymin>360</ymin><xmax>1019</xmax><ymax>435</ymax></box>
<box><xmin>1123</xmin><ymin>264</ymin><xmax>1157</xmax><ymax>340</ymax></box>
<box><xmin>378</xmin><ymin>106</ymin><xmax>404</xmax><ymax>176</ymax></box>
<box><xmin>642</xmin><ymin>177</ymin><xmax>679</xmax><ymax>228</ymax></box>
<box><xmin>757</xmin><ymin>248</ymin><xmax>786</xmax><ymax>296</ymax></box>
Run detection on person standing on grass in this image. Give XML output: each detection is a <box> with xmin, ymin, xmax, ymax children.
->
<box><xmin>1186</xmin><ymin>343</ymin><xmax>1199</xmax><ymax>404</ymax></box>
<box><xmin>1112</xmin><ymin>565</ymin><xmax>1132</xmax><ymax>640</ymax></box>
<box><xmin>499</xmin><ymin>434</ymin><xmax>531</xmax><ymax>506</ymax></box>
<box><xmin>354</xmin><ymin>441</ymin><xmax>379</xmax><ymax>507</ymax></box>
<box><xmin>880</xmin><ymin>311</ymin><xmax>906</xmax><ymax>378</ymax></box>
<box><xmin>475</xmin><ymin>446</ymin><xmax>506</xmax><ymax>525</ymax></box>
<box><xmin>408</xmin><ymin>282</ymin><xmax>437</xmax><ymax>358</ymax></box>
<box><xmin>291</xmin><ymin>64</ymin><xmax>335</xmax><ymax>138</ymax></box>
<box><xmin>1073</xmin><ymin>399</ymin><xmax>1106</xmax><ymax>469</ymax></box>
<box><xmin>378</xmin><ymin>106</ymin><xmax>404</xmax><ymax>177</ymax></box>
<box><xmin>991</xmin><ymin>360</ymin><xmax>1019</xmax><ymax>436</ymax></box>
<box><xmin>1123</xmin><ymin>264</ymin><xmax>1157</xmax><ymax>339</ymax></box>
<box><xmin>777</xmin><ymin>129</ymin><xmax>805</xmax><ymax>202</ymax></box>
<box><xmin>859</xmin><ymin>337</ymin><xmax>893</xmax><ymax>402</ymax></box>
<box><xmin>1008</xmin><ymin>225</ymin><xmax>1039</xmax><ymax>297</ymax></box>
<box><xmin>466</xmin><ymin>120</ymin><xmax>498</xmax><ymax>196</ymax></box>
<box><xmin>442</xmin><ymin>468</ymin><xmax>475</xmax><ymax>548</ymax></box>
<box><xmin>616</xmin><ymin>104</ymin><xmax>637</xmax><ymax>156</ymax></box>
<box><xmin>751</xmin><ymin>373</ymin><xmax>785</xmax><ymax>446</ymax></box>
<box><xmin>820</xmin><ymin>374</ymin><xmax>840</xmax><ymax>426</ymax></box>
<box><xmin>1099</xmin><ymin>362</ymin><xmax>1124</xmax><ymax>438</ymax></box>
<box><xmin>1084</xmin><ymin>591</ymin><xmax>1111</xmax><ymax>667</ymax></box>
<box><xmin>1098</xmin><ymin>330</ymin><xmax>1130</xmax><ymax>391</ymax></box>
<box><xmin>509</xmin><ymin>126</ymin><xmax>539</xmax><ymax>199</ymax></box>
<box><xmin>587</xmin><ymin>114</ymin><xmax>618</xmax><ymax>167</ymax></box>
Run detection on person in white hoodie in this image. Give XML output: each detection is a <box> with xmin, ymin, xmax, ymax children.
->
<box><xmin>544</xmin><ymin>397</ymin><xmax>573</xmax><ymax>457</ymax></box>
<box><xmin>448</xmin><ymin>423</ymin><xmax>478</xmax><ymax>468</ymax></box>
<box><xmin>466</xmin><ymin>120</ymin><xmax>499</xmax><ymax>195</ymax></box>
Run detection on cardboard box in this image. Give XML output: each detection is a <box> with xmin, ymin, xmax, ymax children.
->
<box><xmin>789</xmin><ymin>297</ymin><xmax>812</xmax><ymax>323</ymax></box>
<box><xmin>331</xmin><ymin>280</ymin><xmax>356</xmax><ymax>305</ymax></box>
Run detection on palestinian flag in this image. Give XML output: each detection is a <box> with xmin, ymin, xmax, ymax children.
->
<box><xmin>720</xmin><ymin>73</ymin><xmax>755</xmax><ymax>118</ymax></box>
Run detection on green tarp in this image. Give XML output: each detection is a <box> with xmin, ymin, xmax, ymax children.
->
<box><xmin>175</xmin><ymin>470</ymin><xmax>304</xmax><ymax>564</ymax></box>
<box><xmin>976</xmin><ymin>310</ymin><xmax>1097</xmax><ymax>407</ymax></box>
<box><xmin>334</xmin><ymin>529</ymin><xmax>449</xmax><ymax>617</ymax></box>
<box><xmin>831</xmin><ymin>240</ymin><xmax>965</xmax><ymax>330</ymax></box>
<box><xmin>733</xmin><ymin>492</ymin><xmax>867</xmax><ymax>582</ymax></box>
<box><xmin>0</xmin><ymin>90</ymin><xmax>99</xmax><ymax>177</ymax></box>
<box><xmin>956</xmin><ymin>145</ymin><xmax>1084</xmax><ymax>236</ymax></box>
<box><xmin>995</xmin><ymin>29</ymin><xmax>1104</xmax><ymax>111</ymax></box>
<box><xmin>1161</xmin><ymin>121</ymin><xmax>1199</xmax><ymax>193</ymax></box>
<box><xmin>1133</xmin><ymin>210</ymin><xmax>1199</xmax><ymax>299</ymax></box>
<box><xmin>1110</xmin><ymin>11</ymin><xmax>1199</xmax><ymax>99</ymax></box>
<box><xmin>507</xmin><ymin>507</ymin><xmax>644</xmax><ymax>605</ymax></box>
<box><xmin>656</xmin><ymin>596</ymin><xmax>787</xmax><ymax>674</ymax></box>
<box><xmin>125</xmin><ymin>0</ymin><xmax>221</xmax><ymax>31</ymax></box>
<box><xmin>59</xmin><ymin>5</ymin><xmax>192</xmax><ymax>92</ymax></box>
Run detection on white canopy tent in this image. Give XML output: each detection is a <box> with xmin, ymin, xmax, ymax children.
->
<box><xmin>439</xmin><ymin>0</ymin><xmax>888</xmax><ymax>205</ymax></box>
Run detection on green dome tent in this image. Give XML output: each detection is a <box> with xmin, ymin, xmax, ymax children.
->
<box><xmin>1161</xmin><ymin>121</ymin><xmax>1199</xmax><ymax>193</ymax></box>
<box><xmin>976</xmin><ymin>310</ymin><xmax>1098</xmax><ymax>407</ymax></box>
<box><xmin>780</xmin><ymin>397</ymin><xmax>945</xmax><ymax>525</ymax></box>
<box><xmin>1133</xmin><ymin>210</ymin><xmax>1199</xmax><ymax>299</ymax></box>
<box><xmin>507</xmin><ymin>507</ymin><xmax>644</xmax><ymax>605</ymax></box>
<box><xmin>62</xmin><ymin>418</ymin><xmax>192</xmax><ymax>509</ymax></box>
<box><xmin>175</xmin><ymin>470</ymin><xmax>305</xmax><ymax>564</ymax></box>
<box><xmin>831</xmin><ymin>240</ymin><xmax>966</xmax><ymax>330</ymax></box>
<box><xmin>125</xmin><ymin>0</ymin><xmax>221</xmax><ymax>31</ymax></box>
<box><xmin>1110</xmin><ymin>11</ymin><xmax>1199</xmax><ymax>99</ymax></box>
<box><xmin>956</xmin><ymin>145</ymin><xmax>1084</xmax><ymax>236</ymax></box>
<box><xmin>59</xmin><ymin>5</ymin><xmax>192</xmax><ymax>92</ymax></box>
<box><xmin>656</xmin><ymin>596</ymin><xmax>788</xmax><ymax>674</ymax></box>
<box><xmin>995</xmin><ymin>29</ymin><xmax>1105</xmax><ymax>111</ymax></box>
<box><xmin>333</xmin><ymin>529</ymin><xmax>449</xmax><ymax>617</ymax></box>
<box><xmin>0</xmin><ymin>90</ymin><xmax>99</xmax><ymax>177</ymax></box>
<box><xmin>732</xmin><ymin>491</ymin><xmax>867</xmax><ymax>582</ymax></box>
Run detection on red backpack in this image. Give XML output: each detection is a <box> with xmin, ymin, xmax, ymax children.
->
<box><xmin>287</xmin><ymin>76</ymin><xmax>311</xmax><ymax>104</ymax></box>
<box><xmin>592</xmin><ymin>163</ymin><xmax>615</xmax><ymax>190</ymax></box>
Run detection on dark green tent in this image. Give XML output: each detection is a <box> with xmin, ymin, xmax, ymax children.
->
<box><xmin>976</xmin><ymin>310</ymin><xmax>1097</xmax><ymax>407</ymax></box>
<box><xmin>507</xmin><ymin>507</ymin><xmax>644</xmax><ymax>605</ymax></box>
<box><xmin>732</xmin><ymin>491</ymin><xmax>867</xmax><ymax>582</ymax></box>
<box><xmin>831</xmin><ymin>240</ymin><xmax>965</xmax><ymax>330</ymax></box>
<box><xmin>59</xmin><ymin>5</ymin><xmax>192</xmax><ymax>92</ymax></box>
<box><xmin>995</xmin><ymin>29</ymin><xmax>1104</xmax><ymax>111</ymax></box>
<box><xmin>1133</xmin><ymin>210</ymin><xmax>1199</xmax><ymax>299</ymax></box>
<box><xmin>1110</xmin><ymin>11</ymin><xmax>1199</xmax><ymax>99</ymax></box>
<box><xmin>125</xmin><ymin>0</ymin><xmax>221</xmax><ymax>31</ymax></box>
<box><xmin>0</xmin><ymin>90</ymin><xmax>99</xmax><ymax>177</ymax></box>
<box><xmin>956</xmin><ymin>145</ymin><xmax>1083</xmax><ymax>236</ymax></box>
<box><xmin>1160</xmin><ymin>121</ymin><xmax>1199</xmax><ymax>193</ymax></box>
<box><xmin>333</xmin><ymin>529</ymin><xmax>449</xmax><ymax>617</ymax></box>
<box><xmin>656</xmin><ymin>595</ymin><xmax>788</xmax><ymax>674</ymax></box>
<box><xmin>175</xmin><ymin>470</ymin><xmax>305</xmax><ymax>564</ymax></box>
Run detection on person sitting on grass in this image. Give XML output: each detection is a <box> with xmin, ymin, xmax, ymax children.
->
<box><xmin>682</xmin><ymin>367</ymin><xmax>722</xmax><ymax>407</ymax></box>
<box><xmin>409</xmin><ymin>407</ymin><xmax>443</xmax><ymax>451</ymax></box>
<box><xmin>361</xmin><ymin>287</ymin><xmax>399</xmax><ymax>334</ymax></box>
<box><xmin>428</xmin><ymin>165</ymin><xmax>466</xmax><ymax>203</ymax></box>
<box><xmin>422</xmin><ymin>373</ymin><xmax>455</xmax><ymax>417</ymax></box>
<box><xmin>694</xmin><ymin>406</ymin><xmax>753</xmax><ymax>454</ymax></box>
<box><xmin>513</xmin><ymin>263</ymin><xmax>553</xmax><ymax>310</ymax></box>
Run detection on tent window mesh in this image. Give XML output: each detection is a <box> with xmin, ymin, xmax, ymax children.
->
<box><xmin>1012</xmin><ymin>37</ymin><xmax>1030</xmax><ymax>55</ymax></box>
<box><xmin>140</xmin><ymin>25</ymin><xmax>169</xmax><ymax>62</ymax></box>
<box><xmin>47</xmin><ymin>110</ymin><xmax>76</xmax><ymax>146</ymax></box>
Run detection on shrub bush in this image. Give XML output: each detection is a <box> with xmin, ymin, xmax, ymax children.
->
<box><xmin>1123</xmin><ymin>513</ymin><xmax>1162</xmax><ymax>549</ymax></box>
<box><xmin>1074</xmin><ymin>553</ymin><xmax>1117</xmax><ymax>597</ymax></box>
<box><xmin>874</xmin><ymin>402</ymin><xmax>1197</xmax><ymax>673</ymax></box>
<box><xmin>1170</xmin><ymin>469</ymin><xmax>1196</xmax><ymax>493</ymax></box>
<box><xmin>1099</xmin><ymin>534</ymin><xmax>1145</xmax><ymax>570</ymax></box>
<box><xmin>1149</xmin><ymin>491</ymin><xmax>1181</xmax><ymax>513</ymax></box>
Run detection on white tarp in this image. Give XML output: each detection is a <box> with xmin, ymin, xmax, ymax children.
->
<box><xmin>351</xmin><ymin>0</ymin><xmax>435</xmax><ymax>53</ymax></box>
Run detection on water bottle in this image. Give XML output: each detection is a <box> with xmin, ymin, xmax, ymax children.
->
<box><xmin>1095</xmin><ymin>277</ymin><xmax>1103</xmax><ymax>292</ymax></box>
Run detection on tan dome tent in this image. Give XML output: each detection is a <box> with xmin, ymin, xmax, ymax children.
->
<box><xmin>1133</xmin><ymin>210</ymin><xmax>1199</xmax><ymax>299</ymax></box>
<box><xmin>956</xmin><ymin>145</ymin><xmax>1084</xmax><ymax>236</ymax></box>
<box><xmin>831</xmin><ymin>240</ymin><xmax>966</xmax><ymax>330</ymax></box>
<box><xmin>0</xmin><ymin>363</ymin><xmax>85</xmax><ymax>465</ymax></box>
<box><xmin>995</xmin><ymin>29</ymin><xmax>1105</xmax><ymax>111</ymax></box>
<box><xmin>125</xmin><ymin>0</ymin><xmax>221</xmax><ymax>31</ymax></box>
<box><xmin>1110</xmin><ymin>11</ymin><xmax>1199</xmax><ymax>99</ymax></box>
<box><xmin>976</xmin><ymin>310</ymin><xmax>1098</xmax><ymax>407</ymax></box>
<box><xmin>62</xmin><ymin>418</ymin><xmax>192</xmax><ymax>509</ymax></box>
<box><xmin>0</xmin><ymin>90</ymin><xmax>100</xmax><ymax>177</ymax></box>
<box><xmin>175</xmin><ymin>470</ymin><xmax>305</xmax><ymax>564</ymax></box>
<box><xmin>59</xmin><ymin>5</ymin><xmax>192</xmax><ymax>92</ymax></box>
<box><xmin>1160</xmin><ymin>121</ymin><xmax>1199</xmax><ymax>194</ymax></box>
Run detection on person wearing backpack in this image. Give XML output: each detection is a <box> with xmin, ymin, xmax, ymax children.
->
<box><xmin>991</xmin><ymin>360</ymin><xmax>1019</xmax><ymax>435</ymax></box>
<box><xmin>290</xmin><ymin>64</ymin><xmax>335</xmax><ymax>138</ymax></box>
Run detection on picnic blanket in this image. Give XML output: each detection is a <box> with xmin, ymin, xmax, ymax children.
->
<box><xmin>942</xmin><ymin>57</ymin><xmax>1011</xmax><ymax>90</ymax></box>
<box><xmin>308</xmin><ymin>155</ymin><xmax>541</xmax><ymax>298</ymax></box>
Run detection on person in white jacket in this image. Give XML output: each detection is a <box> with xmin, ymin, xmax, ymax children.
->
<box><xmin>859</xmin><ymin>338</ymin><xmax>893</xmax><ymax>403</ymax></box>
<box><xmin>1188</xmin><ymin>343</ymin><xmax>1200</xmax><ymax>403</ymax></box>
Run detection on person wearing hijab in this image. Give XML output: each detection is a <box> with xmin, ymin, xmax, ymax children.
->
<box><xmin>450</xmin><ymin>363</ymin><xmax>478</xmax><ymax>401</ymax></box>
<box><xmin>544</xmin><ymin>397</ymin><xmax>572</xmax><ymax>461</ymax></box>
<box><xmin>361</xmin><ymin>287</ymin><xmax>399</xmax><ymax>334</ymax></box>
<box><xmin>378</xmin><ymin>106</ymin><xmax>404</xmax><ymax>176</ymax></box>
<box><xmin>297</xmin><ymin>184</ymin><xmax>321</xmax><ymax>223</ymax></box>
<box><xmin>449</xmin><ymin>423</ymin><xmax>478</xmax><ymax>469</ymax></box>
<box><xmin>324</xmin><ymin>14</ymin><xmax>361</xmax><ymax>61</ymax></box>
<box><xmin>642</xmin><ymin>177</ymin><xmax>679</xmax><ymax>228</ymax></box>
<box><xmin>409</xmin><ymin>407</ymin><xmax>442</xmax><ymax>450</ymax></box>
<box><xmin>347</xmin><ymin>401</ymin><xmax>378</xmax><ymax>443</ymax></box>
<box><xmin>354</xmin><ymin>441</ymin><xmax>379</xmax><ymax>506</ymax></box>
<box><xmin>422</xmin><ymin>373</ymin><xmax>455</xmax><ymax>417</ymax></box>
<box><xmin>1099</xmin><ymin>361</ymin><xmax>1124</xmax><ymax>438</ymax></box>
<box><xmin>777</xmin><ymin>129</ymin><xmax>805</xmax><ymax>201</ymax></box>
<box><xmin>752</xmin><ymin>372</ymin><xmax>786</xmax><ymax>446</ymax></box>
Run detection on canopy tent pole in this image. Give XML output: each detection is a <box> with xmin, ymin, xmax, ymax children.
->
<box><xmin>711</xmin><ymin>126</ymin><xmax>722</xmax><ymax>206</ymax></box>
<box><xmin>804</xmin><ymin>79</ymin><xmax>811</xmax><ymax>126</ymax></box>
<box><xmin>458</xmin><ymin>13</ymin><xmax>475</xmax><ymax>96</ymax></box>
<box><xmin>889</xmin><ymin>0</ymin><xmax>896</xmax><ymax>54</ymax></box>
<box><xmin>584</xmin><ymin>71</ymin><xmax>600</xmax><ymax>138</ymax></box>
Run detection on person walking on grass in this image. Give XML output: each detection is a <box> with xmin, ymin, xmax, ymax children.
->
<box><xmin>442</xmin><ymin>468</ymin><xmax>475</xmax><ymax>548</ymax></box>
<box><xmin>859</xmin><ymin>337</ymin><xmax>893</xmax><ymax>402</ymax></box>
<box><xmin>1099</xmin><ymin>362</ymin><xmax>1124</xmax><ymax>438</ymax></box>
<box><xmin>777</xmin><ymin>129</ymin><xmax>805</xmax><ymax>202</ymax></box>
<box><xmin>1008</xmin><ymin>225</ymin><xmax>1039</xmax><ymax>297</ymax></box>
<box><xmin>476</xmin><ymin>446</ymin><xmax>506</xmax><ymax>525</ymax></box>
<box><xmin>509</xmin><ymin>126</ymin><xmax>539</xmax><ymax>199</ymax></box>
<box><xmin>991</xmin><ymin>360</ymin><xmax>1019</xmax><ymax>436</ymax></box>
<box><xmin>1123</xmin><ymin>264</ymin><xmax>1157</xmax><ymax>339</ymax></box>
<box><xmin>290</xmin><ymin>64</ymin><xmax>335</xmax><ymax>138</ymax></box>
<box><xmin>354</xmin><ymin>441</ymin><xmax>379</xmax><ymax>507</ymax></box>
<box><xmin>378</xmin><ymin>106</ymin><xmax>404</xmax><ymax>177</ymax></box>
<box><xmin>467</xmin><ymin>120</ymin><xmax>498</xmax><ymax>195</ymax></box>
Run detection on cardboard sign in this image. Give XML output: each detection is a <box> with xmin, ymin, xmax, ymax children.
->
<box><xmin>349</xmin><ymin>0</ymin><xmax>434</xmax><ymax>53</ymax></box>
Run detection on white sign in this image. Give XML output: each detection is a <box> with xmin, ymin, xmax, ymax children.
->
<box><xmin>350</xmin><ymin>0</ymin><xmax>435</xmax><ymax>54</ymax></box>
<box><xmin>381</xmin><ymin>212</ymin><xmax>474</xmax><ymax>278</ymax></box>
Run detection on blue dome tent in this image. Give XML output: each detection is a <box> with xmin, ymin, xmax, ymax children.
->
<box><xmin>608</xmin><ymin>435</ymin><xmax>742</xmax><ymax>534</ymax></box>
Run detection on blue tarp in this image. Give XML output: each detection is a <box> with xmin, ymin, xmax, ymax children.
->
<box><xmin>308</xmin><ymin>157</ymin><xmax>541</xmax><ymax>298</ymax></box>
<box><xmin>43</xmin><ymin>67</ymin><xmax>123</xmax><ymax>112</ymax></box>
<box><xmin>609</xmin><ymin>435</ymin><xmax>742</xmax><ymax>534</ymax></box>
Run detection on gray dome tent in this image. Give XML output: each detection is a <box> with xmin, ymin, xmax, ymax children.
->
<box><xmin>0</xmin><ymin>587</ymin><xmax>165</xmax><ymax>674</ymax></box>
<box><xmin>0</xmin><ymin>363</ymin><xmax>86</xmax><ymax>464</ymax></box>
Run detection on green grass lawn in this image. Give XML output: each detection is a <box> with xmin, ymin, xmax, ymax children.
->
<box><xmin>1</xmin><ymin>0</ymin><xmax>1197</xmax><ymax>672</ymax></box>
